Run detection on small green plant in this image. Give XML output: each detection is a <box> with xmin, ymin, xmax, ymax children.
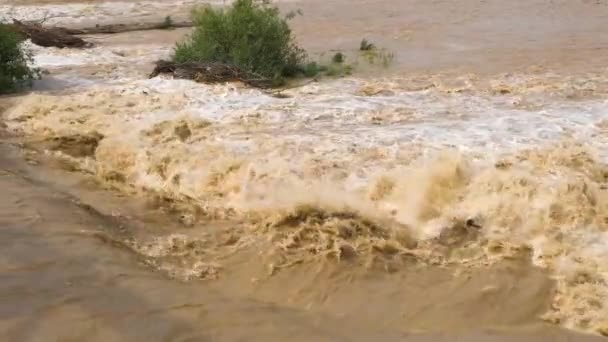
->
<box><xmin>380</xmin><ymin>51</ymin><xmax>394</xmax><ymax>68</ymax></box>
<box><xmin>173</xmin><ymin>0</ymin><xmax>307</xmax><ymax>85</ymax></box>
<box><xmin>359</xmin><ymin>38</ymin><xmax>375</xmax><ymax>51</ymax></box>
<box><xmin>331</xmin><ymin>52</ymin><xmax>345</xmax><ymax>64</ymax></box>
<box><xmin>360</xmin><ymin>48</ymin><xmax>394</xmax><ymax>68</ymax></box>
<box><xmin>325</xmin><ymin>62</ymin><xmax>352</xmax><ymax>77</ymax></box>
<box><xmin>160</xmin><ymin>16</ymin><xmax>174</xmax><ymax>29</ymax></box>
<box><xmin>300</xmin><ymin>62</ymin><xmax>324</xmax><ymax>77</ymax></box>
<box><xmin>0</xmin><ymin>24</ymin><xmax>38</xmax><ymax>94</ymax></box>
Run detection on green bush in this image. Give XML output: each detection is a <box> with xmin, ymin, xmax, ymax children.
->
<box><xmin>359</xmin><ymin>38</ymin><xmax>375</xmax><ymax>51</ymax></box>
<box><xmin>325</xmin><ymin>62</ymin><xmax>352</xmax><ymax>77</ymax></box>
<box><xmin>301</xmin><ymin>62</ymin><xmax>321</xmax><ymax>77</ymax></box>
<box><xmin>332</xmin><ymin>52</ymin><xmax>345</xmax><ymax>64</ymax></box>
<box><xmin>174</xmin><ymin>0</ymin><xmax>307</xmax><ymax>84</ymax></box>
<box><xmin>0</xmin><ymin>24</ymin><xmax>37</xmax><ymax>94</ymax></box>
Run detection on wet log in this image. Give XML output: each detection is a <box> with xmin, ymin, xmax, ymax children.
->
<box><xmin>11</xmin><ymin>19</ymin><xmax>91</xmax><ymax>48</ymax></box>
<box><xmin>63</xmin><ymin>21</ymin><xmax>194</xmax><ymax>35</ymax></box>
<box><xmin>8</xmin><ymin>19</ymin><xmax>193</xmax><ymax>48</ymax></box>
<box><xmin>150</xmin><ymin>60</ymin><xmax>273</xmax><ymax>89</ymax></box>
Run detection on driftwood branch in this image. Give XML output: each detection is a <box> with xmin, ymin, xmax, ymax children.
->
<box><xmin>37</xmin><ymin>12</ymin><xmax>67</xmax><ymax>25</ymax></box>
<box><xmin>11</xmin><ymin>19</ymin><xmax>91</xmax><ymax>48</ymax></box>
<box><xmin>150</xmin><ymin>60</ymin><xmax>274</xmax><ymax>89</ymax></box>
<box><xmin>7</xmin><ymin>19</ymin><xmax>194</xmax><ymax>49</ymax></box>
<box><xmin>62</xmin><ymin>21</ymin><xmax>194</xmax><ymax>35</ymax></box>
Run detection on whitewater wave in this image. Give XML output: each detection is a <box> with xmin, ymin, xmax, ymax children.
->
<box><xmin>6</xmin><ymin>73</ymin><xmax>608</xmax><ymax>334</ymax></box>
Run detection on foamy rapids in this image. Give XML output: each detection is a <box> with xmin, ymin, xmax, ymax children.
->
<box><xmin>4</xmin><ymin>19</ymin><xmax>608</xmax><ymax>335</ymax></box>
<box><xmin>0</xmin><ymin>0</ymin><xmax>212</xmax><ymax>25</ymax></box>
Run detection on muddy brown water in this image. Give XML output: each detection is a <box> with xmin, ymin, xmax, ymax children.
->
<box><xmin>2</xmin><ymin>0</ymin><xmax>608</xmax><ymax>341</ymax></box>
<box><xmin>0</xmin><ymin>131</ymin><xmax>600</xmax><ymax>341</ymax></box>
<box><xmin>7</xmin><ymin>0</ymin><xmax>608</xmax><ymax>74</ymax></box>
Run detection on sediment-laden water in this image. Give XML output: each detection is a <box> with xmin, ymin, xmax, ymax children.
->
<box><xmin>2</xmin><ymin>0</ymin><xmax>608</xmax><ymax>340</ymax></box>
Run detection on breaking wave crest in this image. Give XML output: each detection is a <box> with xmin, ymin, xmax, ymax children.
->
<box><xmin>6</xmin><ymin>75</ymin><xmax>608</xmax><ymax>334</ymax></box>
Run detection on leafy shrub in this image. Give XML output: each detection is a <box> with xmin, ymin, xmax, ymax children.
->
<box><xmin>325</xmin><ymin>62</ymin><xmax>352</xmax><ymax>77</ymax></box>
<box><xmin>301</xmin><ymin>62</ymin><xmax>323</xmax><ymax>77</ymax></box>
<box><xmin>359</xmin><ymin>38</ymin><xmax>375</xmax><ymax>51</ymax></box>
<box><xmin>173</xmin><ymin>0</ymin><xmax>307</xmax><ymax>84</ymax></box>
<box><xmin>361</xmin><ymin>48</ymin><xmax>394</xmax><ymax>68</ymax></box>
<box><xmin>332</xmin><ymin>52</ymin><xmax>345</xmax><ymax>64</ymax></box>
<box><xmin>0</xmin><ymin>24</ymin><xmax>37</xmax><ymax>94</ymax></box>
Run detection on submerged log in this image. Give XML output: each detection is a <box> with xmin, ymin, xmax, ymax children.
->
<box><xmin>63</xmin><ymin>21</ymin><xmax>194</xmax><ymax>35</ymax></box>
<box><xmin>150</xmin><ymin>60</ymin><xmax>273</xmax><ymax>89</ymax></box>
<box><xmin>8</xmin><ymin>19</ymin><xmax>193</xmax><ymax>48</ymax></box>
<box><xmin>11</xmin><ymin>19</ymin><xmax>91</xmax><ymax>48</ymax></box>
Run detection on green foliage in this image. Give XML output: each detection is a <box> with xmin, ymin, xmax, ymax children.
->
<box><xmin>0</xmin><ymin>24</ymin><xmax>38</xmax><ymax>94</ymax></box>
<box><xmin>361</xmin><ymin>48</ymin><xmax>394</xmax><ymax>68</ymax></box>
<box><xmin>173</xmin><ymin>0</ymin><xmax>307</xmax><ymax>84</ymax></box>
<box><xmin>332</xmin><ymin>52</ymin><xmax>345</xmax><ymax>64</ymax></box>
<box><xmin>359</xmin><ymin>38</ymin><xmax>375</xmax><ymax>51</ymax></box>
<box><xmin>380</xmin><ymin>51</ymin><xmax>394</xmax><ymax>68</ymax></box>
<box><xmin>325</xmin><ymin>62</ymin><xmax>352</xmax><ymax>77</ymax></box>
<box><xmin>295</xmin><ymin>59</ymin><xmax>352</xmax><ymax>79</ymax></box>
<box><xmin>160</xmin><ymin>16</ymin><xmax>174</xmax><ymax>29</ymax></box>
<box><xmin>358</xmin><ymin>37</ymin><xmax>395</xmax><ymax>69</ymax></box>
<box><xmin>300</xmin><ymin>62</ymin><xmax>323</xmax><ymax>77</ymax></box>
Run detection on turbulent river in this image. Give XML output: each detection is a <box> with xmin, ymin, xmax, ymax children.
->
<box><xmin>1</xmin><ymin>0</ymin><xmax>608</xmax><ymax>341</ymax></box>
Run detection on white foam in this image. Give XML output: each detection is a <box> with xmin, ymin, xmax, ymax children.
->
<box><xmin>1</xmin><ymin>1</ymin><xmax>214</xmax><ymax>25</ymax></box>
<box><xmin>26</xmin><ymin>41</ymin><xmax>171</xmax><ymax>68</ymax></box>
<box><xmin>0</xmin><ymin>0</ymin><xmax>298</xmax><ymax>25</ymax></box>
<box><xmin>126</xmin><ymin>77</ymin><xmax>608</xmax><ymax>161</ymax></box>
